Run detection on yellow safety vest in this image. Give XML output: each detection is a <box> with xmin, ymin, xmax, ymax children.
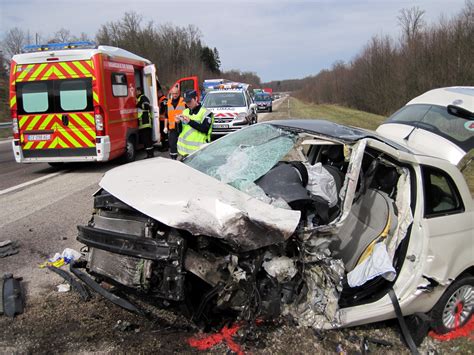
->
<box><xmin>177</xmin><ymin>107</ymin><xmax>214</xmax><ymax>156</ymax></box>
<box><xmin>167</xmin><ymin>97</ymin><xmax>186</xmax><ymax>130</ymax></box>
<box><xmin>137</xmin><ymin>95</ymin><xmax>152</xmax><ymax>129</ymax></box>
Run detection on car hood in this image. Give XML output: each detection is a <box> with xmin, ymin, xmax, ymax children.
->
<box><xmin>99</xmin><ymin>158</ymin><xmax>301</xmax><ymax>251</ymax></box>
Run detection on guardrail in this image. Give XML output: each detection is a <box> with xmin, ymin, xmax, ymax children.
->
<box><xmin>0</xmin><ymin>122</ymin><xmax>12</xmax><ymax>129</ymax></box>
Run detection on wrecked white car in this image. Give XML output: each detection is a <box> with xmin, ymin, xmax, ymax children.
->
<box><xmin>75</xmin><ymin>94</ymin><xmax>473</xmax><ymax>342</ymax></box>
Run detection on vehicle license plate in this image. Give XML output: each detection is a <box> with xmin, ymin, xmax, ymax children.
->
<box><xmin>27</xmin><ymin>134</ymin><xmax>51</xmax><ymax>141</ymax></box>
<box><xmin>214</xmin><ymin>124</ymin><xmax>229</xmax><ymax>129</ymax></box>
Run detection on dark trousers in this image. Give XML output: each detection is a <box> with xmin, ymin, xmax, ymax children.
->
<box><xmin>139</xmin><ymin>128</ymin><xmax>154</xmax><ymax>156</ymax></box>
<box><xmin>168</xmin><ymin>128</ymin><xmax>178</xmax><ymax>159</ymax></box>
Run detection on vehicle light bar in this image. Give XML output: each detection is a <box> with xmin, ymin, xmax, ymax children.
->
<box><xmin>22</xmin><ymin>41</ymin><xmax>97</xmax><ymax>53</ymax></box>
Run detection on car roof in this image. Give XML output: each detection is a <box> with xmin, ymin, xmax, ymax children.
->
<box><xmin>267</xmin><ymin>119</ymin><xmax>412</xmax><ymax>152</ymax></box>
<box><xmin>407</xmin><ymin>86</ymin><xmax>474</xmax><ymax>112</ymax></box>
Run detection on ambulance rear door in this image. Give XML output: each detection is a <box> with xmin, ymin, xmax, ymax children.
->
<box><xmin>143</xmin><ymin>64</ymin><xmax>159</xmax><ymax>142</ymax></box>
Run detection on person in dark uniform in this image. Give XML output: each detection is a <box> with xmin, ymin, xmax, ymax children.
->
<box><xmin>136</xmin><ymin>87</ymin><xmax>154</xmax><ymax>159</ymax></box>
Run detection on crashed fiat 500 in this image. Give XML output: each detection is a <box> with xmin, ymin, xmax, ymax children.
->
<box><xmin>76</xmin><ymin>93</ymin><xmax>473</xmax><ymax>334</ymax></box>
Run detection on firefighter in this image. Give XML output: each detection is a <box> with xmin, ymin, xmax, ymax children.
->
<box><xmin>157</xmin><ymin>88</ymin><xmax>168</xmax><ymax>151</ymax></box>
<box><xmin>136</xmin><ymin>87</ymin><xmax>154</xmax><ymax>159</ymax></box>
<box><xmin>176</xmin><ymin>90</ymin><xmax>214</xmax><ymax>159</ymax></box>
<box><xmin>164</xmin><ymin>86</ymin><xmax>186</xmax><ymax>160</ymax></box>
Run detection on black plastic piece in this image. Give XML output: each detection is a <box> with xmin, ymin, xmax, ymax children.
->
<box><xmin>1</xmin><ymin>274</ymin><xmax>24</xmax><ymax>317</ymax></box>
<box><xmin>70</xmin><ymin>261</ymin><xmax>147</xmax><ymax>317</ymax></box>
<box><xmin>46</xmin><ymin>265</ymin><xmax>91</xmax><ymax>301</ymax></box>
<box><xmin>77</xmin><ymin>225</ymin><xmax>173</xmax><ymax>261</ymax></box>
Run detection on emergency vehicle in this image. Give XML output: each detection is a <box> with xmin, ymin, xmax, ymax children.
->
<box><xmin>9</xmin><ymin>41</ymin><xmax>199</xmax><ymax>164</ymax></box>
<box><xmin>201</xmin><ymin>82</ymin><xmax>258</xmax><ymax>136</ymax></box>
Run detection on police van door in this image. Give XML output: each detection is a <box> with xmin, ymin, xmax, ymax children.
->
<box><xmin>143</xmin><ymin>64</ymin><xmax>159</xmax><ymax>142</ymax></box>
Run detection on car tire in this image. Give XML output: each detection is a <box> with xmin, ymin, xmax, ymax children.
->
<box><xmin>121</xmin><ymin>136</ymin><xmax>136</xmax><ymax>164</ymax></box>
<box><xmin>430</xmin><ymin>275</ymin><xmax>473</xmax><ymax>334</ymax></box>
<box><xmin>269</xmin><ymin>107</ymin><xmax>272</xmax><ymax>113</ymax></box>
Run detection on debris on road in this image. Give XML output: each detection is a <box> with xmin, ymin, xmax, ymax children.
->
<box><xmin>0</xmin><ymin>240</ymin><xmax>19</xmax><ymax>258</ymax></box>
<box><xmin>1</xmin><ymin>274</ymin><xmax>24</xmax><ymax>317</ymax></box>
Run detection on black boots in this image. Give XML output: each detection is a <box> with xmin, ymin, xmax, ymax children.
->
<box><xmin>145</xmin><ymin>149</ymin><xmax>154</xmax><ymax>159</ymax></box>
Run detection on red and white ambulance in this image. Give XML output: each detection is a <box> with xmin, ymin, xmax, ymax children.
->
<box><xmin>9</xmin><ymin>41</ymin><xmax>199</xmax><ymax>164</ymax></box>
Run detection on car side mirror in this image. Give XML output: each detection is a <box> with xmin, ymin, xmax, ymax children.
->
<box><xmin>447</xmin><ymin>105</ymin><xmax>474</xmax><ymax>119</ymax></box>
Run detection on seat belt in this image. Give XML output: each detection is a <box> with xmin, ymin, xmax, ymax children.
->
<box><xmin>388</xmin><ymin>288</ymin><xmax>419</xmax><ymax>355</ymax></box>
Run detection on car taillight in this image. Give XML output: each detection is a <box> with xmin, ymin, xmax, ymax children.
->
<box><xmin>94</xmin><ymin>106</ymin><xmax>104</xmax><ymax>136</ymax></box>
<box><xmin>11</xmin><ymin>109</ymin><xmax>19</xmax><ymax>139</ymax></box>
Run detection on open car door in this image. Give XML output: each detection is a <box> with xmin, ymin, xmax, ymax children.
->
<box><xmin>169</xmin><ymin>76</ymin><xmax>200</xmax><ymax>102</ymax></box>
<box><xmin>143</xmin><ymin>64</ymin><xmax>160</xmax><ymax>142</ymax></box>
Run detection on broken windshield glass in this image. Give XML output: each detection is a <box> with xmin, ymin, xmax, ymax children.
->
<box><xmin>185</xmin><ymin>124</ymin><xmax>297</xmax><ymax>188</ymax></box>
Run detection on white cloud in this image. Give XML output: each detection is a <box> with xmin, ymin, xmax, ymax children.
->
<box><xmin>0</xmin><ymin>0</ymin><xmax>466</xmax><ymax>81</ymax></box>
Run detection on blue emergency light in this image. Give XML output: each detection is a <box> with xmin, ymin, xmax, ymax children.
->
<box><xmin>22</xmin><ymin>41</ymin><xmax>97</xmax><ymax>53</ymax></box>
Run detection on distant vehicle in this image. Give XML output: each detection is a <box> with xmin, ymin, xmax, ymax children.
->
<box><xmin>263</xmin><ymin>87</ymin><xmax>273</xmax><ymax>95</ymax></box>
<box><xmin>9</xmin><ymin>41</ymin><xmax>194</xmax><ymax>164</ymax></box>
<box><xmin>202</xmin><ymin>84</ymin><xmax>257</xmax><ymax>136</ymax></box>
<box><xmin>255</xmin><ymin>92</ymin><xmax>273</xmax><ymax>112</ymax></box>
<box><xmin>201</xmin><ymin>78</ymin><xmax>232</xmax><ymax>99</ymax></box>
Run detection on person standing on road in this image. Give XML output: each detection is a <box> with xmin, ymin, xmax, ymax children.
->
<box><xmin>157</xmin><ymin>87</ymin><xmax>168</xmax><ymax>151</ymax></box>
<box><xmin>164</xmin><ymin>86</ymin><xmax>186</xmax><ymax>160</ymax></box>
<box><xmin>176</xmin><ymin>90</ymin><xmax>214</xmax><ymax>159</ymax></box>
<box><xmin>136</xmin><ymin>87</ymin><xmax>154</xmax><ymax>159</ymax></box>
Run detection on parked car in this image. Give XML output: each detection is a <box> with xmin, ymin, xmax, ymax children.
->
<box><xmin>202</xmin><ymin>88</ymin><xmax>258</xmax><ymax>137</ymax></box>
<box><xmin>75</xmin><ymin>87</ymin><xmax>473</xmax><ymax>345</ymax></box>
<box><xmin>255</xmin><ymin>92</ymin><xmax>273</xmax><ymax>112</ymax></box>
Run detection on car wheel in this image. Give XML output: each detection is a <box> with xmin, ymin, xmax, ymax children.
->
<box><xmin>121</xmin><ymin>136</ymin><xmax>136</xmax><ymax>163</ymax></box>
<box><xmin>269</xmin><ymin>107</ymin><xmax>273</xmax><ymax>112</ymax></box>
<box><xmin>430</xmin><ymin>275</ymin><xmax>473</xmax><ymax>334</ymax></box>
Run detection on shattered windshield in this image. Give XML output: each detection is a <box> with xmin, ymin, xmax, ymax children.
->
<box><xmin>185</xmin><ymin>124</ymin><xmax>297</xmax><ymax>189</ymax></box>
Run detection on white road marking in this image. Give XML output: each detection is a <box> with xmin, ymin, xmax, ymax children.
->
<box><xmin>0</xmin><ymin>171</ymin><xmax>63</xmax><ymax>196</ymax></box>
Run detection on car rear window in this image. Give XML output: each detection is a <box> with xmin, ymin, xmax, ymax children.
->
<box><xmin>204</xmin><ymin>92</ymin><xmax>246</xmax><ymax>108</ymax></box>
<box><xmin>386</xmin><ymin>104</ymin><xmax>474</xmax><ymax>152</ymax></box>
<box><xmin>59</xmin><ymin>80</ymin><xmax>88</xmax><ymax>111</ymax></box>
<box><xmin>21</xmin><ymin>82</ymin><xmax>49</xmax><ymax>113</ymax></box>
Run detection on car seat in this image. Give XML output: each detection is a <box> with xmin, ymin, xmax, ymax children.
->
<box><xmin>330</xmin><ymin>188</ymin><xmax>398</xmax><ymax>272</ymax></box>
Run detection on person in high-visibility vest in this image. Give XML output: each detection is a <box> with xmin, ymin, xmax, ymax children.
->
<box><xmin>164</xmin><ymin>86</ymin><xmax>186</xmax><ymax>160</ymax></box>
<box><xmin>176</xmin><ymin>90</ymin><xmax>214</xmax><ymax>159</ymax></box>
<box><xmin>136</xmin><ymin>87</ymin><xmax>154</xmax><ymax>159</ymax></box>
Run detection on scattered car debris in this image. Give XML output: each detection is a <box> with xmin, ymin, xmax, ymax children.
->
<box><xmin>114</xmin><ymin>320</ymin><xmax>139</xmax><ymax>332</ymax></box>
<box><xmin>1</xmin><ymin>274</ymin><xmax>24</xmax><ymax>317</ymax></box>
<box><xmin>187</xmin><ymin>322</ymin><xmax>245</xmax><ymax>355</ymax></box>
<box><xmin>56</xmin><ymin>283</ymin><xmax>71</xmax><ymax>293</ymax></box>
<box><xmin>39</xmin><ymin>248</ymin><xmax>83</xmax><ymax>269</ymax></box>
<box><xmin>46</xmin><ymin>265</ymin><xmax>91</xmax><ymax>301</ymax></box>
<box><xmin>0</xmin><ymin>240</ymin><xmax>19</xmax><ymax>258</ymax></box>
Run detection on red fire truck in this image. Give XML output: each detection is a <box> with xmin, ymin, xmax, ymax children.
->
<box><xmin>9</xmin><ymin>41</ymin><xmax>198</xmax><ymax>164</ymax></box>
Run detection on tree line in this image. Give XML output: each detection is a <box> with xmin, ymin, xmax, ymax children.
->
<box><xmin>0</xmin><ymin>12</ymin><xmax>223</xmax><ymax>90</ymax></box>
<box><xmin>265</xmin><ymin>1</ymin><xmax>473</xmax><ymax>116</ymax></box>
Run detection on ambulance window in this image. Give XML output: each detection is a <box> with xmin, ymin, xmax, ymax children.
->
<box><xmin>112</xmin><ymin>73</ymin><xmax>128</xmax><ymax>97</ymax></box>
<box><xmin>21</xmin><ymin>82</ymin><xmax>49</xmax><ymax>113</ymax></box>
<box><xmin>59</xmin><ymin>80</ymin><xmax>89</xmax><ymax>111</ymax></box>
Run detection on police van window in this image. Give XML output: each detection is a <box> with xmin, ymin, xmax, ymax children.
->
<box><xmin>20</xmin><ymin>82</ymin><xmax>49</xmax><ymax>113</ymax></box>
<box><xmin>422</xmin><ymin>166</ymin><xmax>464</xmax><ymax>218</ymax></box>
<box><xmin>59</xmin><ymin>80</ymin><xmax>89</xmax><ymax>111</ymax></box>
<box><xmin>112</xmin><ymin>73</ymin><xmax>128</xmax><ymax>97</ymax></box>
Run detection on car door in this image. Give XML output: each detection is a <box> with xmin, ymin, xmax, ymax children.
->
<box><xmin>143</xmin><ymin>64</ymin><xmax>159</xmax><ymax>142</ymax></box>
<box><xmin>169</xmin><ymin>76</ymin><xmax>199</xmax><ymax>101</ymax></box>
<box><xmin>419</xmin><ymin>164</ymin><xmax>474</xmax><ymax>283</ymax></box>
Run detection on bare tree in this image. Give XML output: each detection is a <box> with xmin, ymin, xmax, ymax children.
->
<box><xmin>397</xmin><ymin>7</ymin><xmax>425</xmax><ymax>41</ymax></box>
<box><xmin>2</xmin><ymin>27</ymin><xmax>27</xmax><ymax>57</ymax></box>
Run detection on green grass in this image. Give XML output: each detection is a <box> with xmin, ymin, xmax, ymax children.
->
<box><xmin>266</xmin><ymin>97</ymin><xmax>386</xmax><ymax>130</ymax></box>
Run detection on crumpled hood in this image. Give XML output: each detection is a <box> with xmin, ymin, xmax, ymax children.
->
<box><xmin>100</xmin><ymin>158</ymin><xmax>301</xmax><ymax>251</ymax></box>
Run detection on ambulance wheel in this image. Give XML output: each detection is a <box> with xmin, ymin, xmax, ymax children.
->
<box><xmin>122</xmin><ymin>137</ymin><xmax>136</xmax><ymax>163</ymax></box>
<box><xmin>430</xmin><ymin>275</ymin><xmax>474</xmax><ymax>334</ymax></box>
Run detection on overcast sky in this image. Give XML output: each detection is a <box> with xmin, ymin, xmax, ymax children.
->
<box><xmin>0</xmin><ymin>0</ymin><xmax>467</xmax><ymax>82</ymax></box>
